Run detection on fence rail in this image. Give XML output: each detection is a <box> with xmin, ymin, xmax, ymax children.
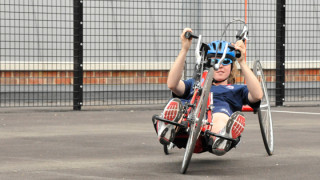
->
<box><xmin>0</xmin><ymin>0</ymin><xmax>319</xmax><ymax>109</ymax></box>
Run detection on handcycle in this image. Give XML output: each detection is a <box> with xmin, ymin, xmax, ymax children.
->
<box><xmin>152</xmin><ymin>19</ymin><xmax>274</xmax><ymax>174</ymax></box>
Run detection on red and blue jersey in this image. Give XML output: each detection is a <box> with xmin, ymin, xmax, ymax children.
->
<box><xmin>173</xmin><ymin>78</ymin><xmax>261</xmax><ymax>116</ymax></box>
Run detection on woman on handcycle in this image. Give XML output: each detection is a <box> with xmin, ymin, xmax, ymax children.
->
<box><xmin>153</xmin><ymin>28</ymin><xmax>263</xmax><ymax>155</ymax></box>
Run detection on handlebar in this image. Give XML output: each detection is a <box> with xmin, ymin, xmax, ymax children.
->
<box><xmin>185</xmin><ymin>32</ymin><xmax>199</xmax><ymax>39</ymax></box>
<box><xmin>184</xmin><ymin>19</ymin><xmax>247</xmax><ymax>70</ymax></box>
<box><xmin>185</xmin><ymin>31</ymin><xmax>241</xmax><ymax>70</ymax></box>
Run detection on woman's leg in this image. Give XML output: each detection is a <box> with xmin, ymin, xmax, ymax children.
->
<box><xmin>210</xmin><ymin>112</ymin><xmax>229</xmax><ymax>133</ymax></box>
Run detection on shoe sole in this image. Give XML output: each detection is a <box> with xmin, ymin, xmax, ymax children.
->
<box><xmin>158</xmin><ymin>98</ymin><xmax>183</xmax><ymax>145</ymax></box>
<box><xmin>226</xmin><ymin>113</ymin><xmax>245</xmax><ymax>139</ymax></box>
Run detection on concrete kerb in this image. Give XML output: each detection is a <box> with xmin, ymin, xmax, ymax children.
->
<box><xmin>0</xmin><ymin>104</ymin><xmax>165</xmax><ymax>113</ymax></box>
<box><xmin>0</xmin><ymin>102</ymin><xmax>319</xmax><ymax>114</ymax></box>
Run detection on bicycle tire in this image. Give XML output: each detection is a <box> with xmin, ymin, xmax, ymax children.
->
<box><xmin>163</xmin><ymin>144</ymin><xmax>169</xmax><ymax>155</ymax></box>
<box><xmin>163</xmin><ymin>142</ymin><xmax>175</xmax><ymax>155</ymax></box>
<box><xmin>253</xmin><ymin>60</ymin><xmax>274</xmax><ymax>156</ymax></box>
<box><xmin>180</xmin><ymin>68</ymin><xmax>214</xmax><ymax>174</ymax></box>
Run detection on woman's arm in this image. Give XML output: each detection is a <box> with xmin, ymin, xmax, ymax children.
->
<box><xmin>234</xmin><ymin>41</ymin><xmax>263</xmax><ymax>103</ymax></box>
<box><xmin>167</xmin><ymin>28</ymin><xmax>193</xmax><ymax>96</ymax></box>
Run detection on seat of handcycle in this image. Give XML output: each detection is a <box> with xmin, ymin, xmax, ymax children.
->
<box><xmin>241</xmin><ymin>105</ymin><xmax>255</xmax><ymax>112</ymax></box>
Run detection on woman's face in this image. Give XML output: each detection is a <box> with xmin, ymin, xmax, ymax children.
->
<box><xmin>213</xmin><ymin>59</ymin><xmax>232</xmax><ymax>83</ymax></box>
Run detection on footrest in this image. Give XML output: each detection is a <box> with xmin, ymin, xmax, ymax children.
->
<box><xmin>204</xmin><ymin>130</ymin><xmax>238</xmax><ymax>143</ymax></box>
<box><xmin>152</xmin><ymin>115</ymin><xmax>187</xmax><ymax>128</ymax></box>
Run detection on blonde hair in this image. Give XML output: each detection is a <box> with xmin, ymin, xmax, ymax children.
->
<box><xmin>227</xmin><ymin>62</ymin><xmax>239</xmax><ymax>84</ymax></box>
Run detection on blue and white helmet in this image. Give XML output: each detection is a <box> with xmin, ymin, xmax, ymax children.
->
<box><xmin>207</xmin><ymin>40</ymin><xmax>236</xmax><ymax>61</ymax></box>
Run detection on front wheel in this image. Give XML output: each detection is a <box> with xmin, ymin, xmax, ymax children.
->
<box><xmin>253</xmin><ymin>60</ymin><xmax>274</xmax><ymax>155</ymax></box>
<box><xmin>163</xmin><ymin>143</ymin><xmax>175</xmax><ymax>155</ymax></box>
<box><xmin>180</xmin><ymin>68</ymin><xmax>214</xmax><ymax>174</ymax></box>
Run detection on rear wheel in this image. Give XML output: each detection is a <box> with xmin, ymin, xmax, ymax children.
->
<box><xmin>253</xmin><ymin>60</ymin><xmax>274</xmax><ymax>155</ymax></box>
<box><xmin>180</xmin><ymin>68</ymin><xmax>213</xmax><ymax>174</ymax></box>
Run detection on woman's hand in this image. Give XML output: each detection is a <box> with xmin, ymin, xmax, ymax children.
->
<box><xmin>233</xmin><ymin>40</ymin><xmax>246</xmax><ymax>64</ymax></box>
<box><xmin>180</xmin><ymin>28</ymin><xmax>193</xmax><ymax>52</ymax></box>
<box><xmin>233</xmin><ymin>40</ymin><xmax>263</xmax><ymax>102</ymax></box>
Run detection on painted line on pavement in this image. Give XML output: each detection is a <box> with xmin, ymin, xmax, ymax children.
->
<box><xmin>271</xmin><ymin>110</ymin><xmax>320</xmax><ymax>115</ymax></box>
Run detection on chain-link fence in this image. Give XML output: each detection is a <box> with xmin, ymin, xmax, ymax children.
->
<box><xmin>0</xmin><ymin>0</ymin><xmax>319</xmax><ymax>108</ymax></box>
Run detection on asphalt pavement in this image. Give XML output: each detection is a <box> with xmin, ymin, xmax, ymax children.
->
<box><xmin>0</xmin><ymin>106</ymin><xmax>319</xmax><ymax>179</ymax></box>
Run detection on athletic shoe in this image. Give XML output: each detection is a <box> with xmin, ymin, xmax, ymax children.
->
<box><xmin>209</xmin><ymin>112</ymin><xmax>245</xmax><ymax>155</ymax></box>
<box><xmin>225</xmin><ymin>111</ymin><xmax>246</xmax><ymax>139</ymax></box>
<box><xmin>157</xmin><ymin>98</ymin><xmax>183</xmax><ymax>145</ymax></box>
<box><xmin>209</xmin><ymin>128</ymin><xmax>231</xmax><ymax>156</ymax></box>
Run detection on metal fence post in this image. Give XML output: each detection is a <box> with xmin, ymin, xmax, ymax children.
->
<box><xmin>73</xmin><ymin>0</ymin><xmax>83</xmax><ymax>110</ymax></box>
<box><xmin>276</xmin><ymin>0</ymin><xmax>286</xmax><ymax>106</ymax></box>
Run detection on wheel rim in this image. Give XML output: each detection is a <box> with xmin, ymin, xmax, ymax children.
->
<box><xmin>254</xmin><ymin>61</ymin><xmax>274</xmax><ymax>155</ymax></box>
<box><xmin>180</xmin><ymin>68</ymin><xmax>214</xmax><ymax>174</ymax></box>
<box><xmin>181</xmin><ymin>122</ymin><xmax>200</xmax><ymax>170</ymax></box>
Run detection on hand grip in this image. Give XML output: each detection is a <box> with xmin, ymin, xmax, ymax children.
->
<box><xmin>185</xmin><ymin>32</ymin><xmax>199</xmax><ymax>39</ymax></box>
<box><xmin>235</xmin><ymin>50</ymin><xmax>241</xmax><ymax>58</ymax></box>
<box><xmin>228</xmin><ymin>45</ymin><xmax>241</xmax><ymax>58</ymax></box>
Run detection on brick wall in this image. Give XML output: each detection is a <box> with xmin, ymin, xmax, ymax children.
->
<box><xmin>1</xmin><ymin>69</ymin><xmax>319</xmax><ymax>85</ymax></box>
<box><xmin>0</xmin><ymin>70</ymin><xmax>169</xmax><ymax>85</ymax></box>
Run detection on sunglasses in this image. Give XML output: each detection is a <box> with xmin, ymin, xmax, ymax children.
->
<box><xmin>211</xmin><ymin>58</ymin><xmax>233</xmax><ymax>66</ymax></box>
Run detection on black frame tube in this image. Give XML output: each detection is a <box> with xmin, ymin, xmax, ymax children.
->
<box><xmin>73</xmin><ymin>0</ymin><xmax>83</xmax><ymax>110</ymax></box>
<box><xmin>276</xmin><ymin>0</ymin><xmax>286</xmax><ymax>106</ymax></box>
<box><xmin>152</xmin><ymin>115</ymin><xmax>187</xmax><ymax>128</ymax></box>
